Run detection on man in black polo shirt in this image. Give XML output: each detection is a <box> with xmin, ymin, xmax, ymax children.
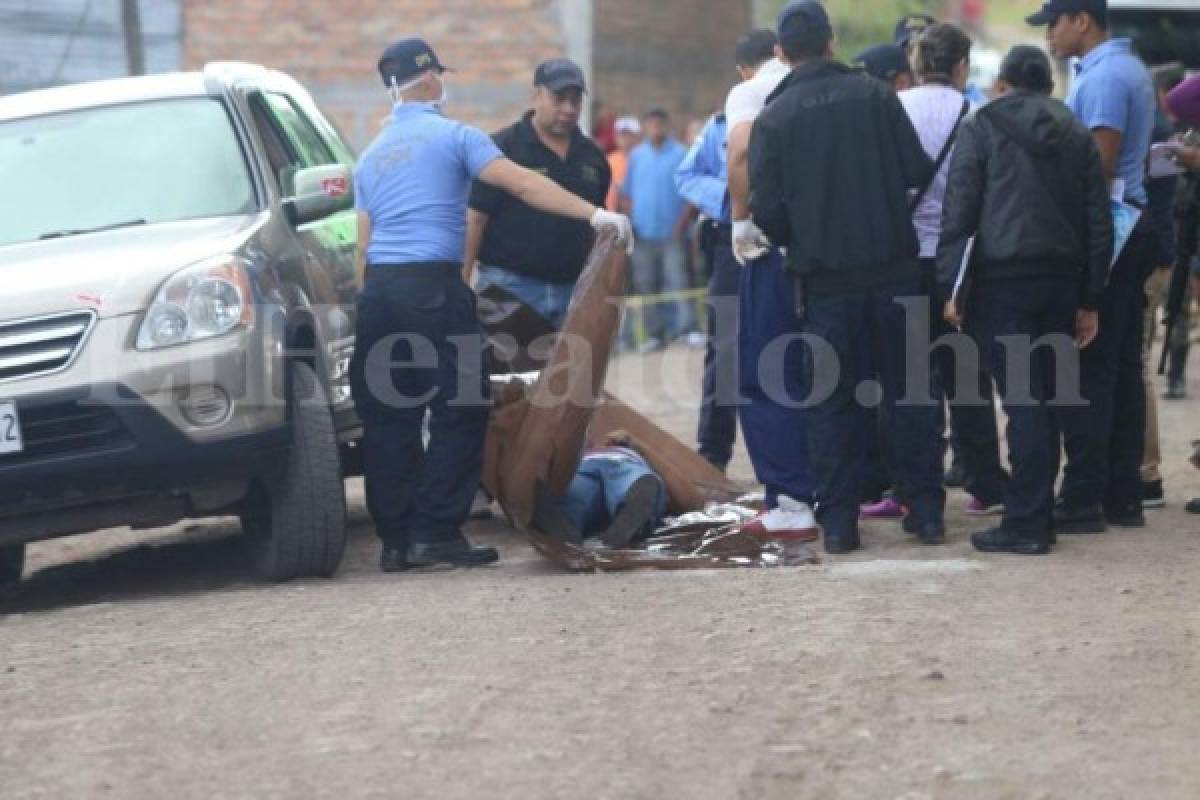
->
<box><xmin>465</xmin><ymin>58</ymin><xmax>612</xmax><ymax>328</ymax></box>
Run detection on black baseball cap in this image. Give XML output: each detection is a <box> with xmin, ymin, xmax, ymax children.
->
<box><xmin>855</xmin><ymin>44</ymin><xmax>912</xmax><ymax>82</ymax></box>
<box><xmin>894</xmin><ymin>14</ymin><xmax>936</xmax><ymax>47</ymax></box>
<box><xmin>377</xmin><ymin>37</ymin><xmax>452</xmax><ymax>87</ymax></box>
<box><xmin>1026</xmin><ymin>0</ymin><xmax>1107</xmax><ymax>26</ymax></box>
<box><xmin>534</xmin><ymin>58</ymin><xmax>587</xmax><ymax>93</ymax></box>
<box><xmin>777</xmin><ymin>0</ymin><xmax>833</xmax><ymax>42</ymax></box>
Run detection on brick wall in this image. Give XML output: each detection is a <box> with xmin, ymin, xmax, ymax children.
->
<box><xmin>592</xmin><ymin>0</ymin><xmax>753</xmax><ymax>138</ymax></box>
<box><xmin>183</xmin><ymin>0</ymin><xmax>570</xmax><ymax>150</ymax></box>
<box><xmin>183</xmin><ymin>0</ymin><xmax>753</xmax><ymax>151</ymax></box>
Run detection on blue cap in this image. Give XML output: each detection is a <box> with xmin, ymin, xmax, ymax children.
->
<box><xmin>378</xmin><ymin>37</ymin><xmax>452</xmax><ymax>87</ymax></box>
<box><xmin>855</xmin><ymin>44</ymin><xmax>912</xmax><ymax>82</ymax></box>
<box><xmin>1026</xmin><ymin>0</ymin><xmax>1107</xmax><ymax>26</ymax></box>
<box><xmin>776</xmin><ymin>0</ymin><xmax>833</xmax><ymax>42</ymax></box>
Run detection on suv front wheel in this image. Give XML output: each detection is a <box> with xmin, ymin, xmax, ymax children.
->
<box><xmin>241</xmin><ymin>361</ymin><xmax>347</xmax><ymax>581</ymax></box>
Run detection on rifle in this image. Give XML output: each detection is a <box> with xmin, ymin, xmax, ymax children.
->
<box><xmin>1160</xmin><ymin>176</ymin><xmax>1199</xmax><ymax>375</ymax></box>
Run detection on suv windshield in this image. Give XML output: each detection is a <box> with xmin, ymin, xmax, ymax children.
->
<box><xmin>0</xmin><ymin>97</ymin><xmax>257</xmax><ymax>247</ymax></box>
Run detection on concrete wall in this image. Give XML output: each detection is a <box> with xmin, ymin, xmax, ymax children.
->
<box><xmin>0</xmin><ymin>0</ymin><xmax>181</xmax><ymax>95</ymax></box>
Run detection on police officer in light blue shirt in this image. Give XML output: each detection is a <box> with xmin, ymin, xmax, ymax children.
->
<box><xmin>351</xmin><ymin>37</ymin><xmax>633</xmax><ymax>572</ymax></box>
<box><xmin>1028</xmin><ymin>0</ymin><xmax>1157</xmax><ymax>529</ymax></box>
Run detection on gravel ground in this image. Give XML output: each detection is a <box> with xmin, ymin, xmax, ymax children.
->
<box><xmin>1</xmin><ymin>345</ymin><xmax>1198</xmax><ymax>800</ymax></box>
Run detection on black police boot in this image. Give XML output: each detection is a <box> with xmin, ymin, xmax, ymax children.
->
<box><xmin>602</xmin><ymin>475</ymin><xmax>661</xmax><ymax>548</ymax></box>
<box><xmin>1105</xmin><ymin>504</ymin><xmax>1147</xmax><ymax>529</ymax></box>
<box><xmin>408</xmin><ymin>538</ymin><xmax>499</xmax><ymax>568</ymax></box>
<box><xmin>1052</xmin><ymin>501</ymin><xmax>1107</xmax><ymax>534</ymax></box>
<box><xmin>971</xmin><ymin>526</ymin><xmax>1052</xmax><ymax>555</ymax></box>
<box><xmin>944</xmin><ymin>460</ymin><xmax>967</xmax><ymax>489</ymax></box>
<box><xmin>380</xmin><ymin>544</ymin><xmax>412</xmax><ymax>573</ymax></box>
<box><xmin>903</xmin><ymin>514</ymin><xmax>947</xmax><ymax>545</ymax></box>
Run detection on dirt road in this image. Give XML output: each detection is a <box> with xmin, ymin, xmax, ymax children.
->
<box><xmin>2</xmin><ymin>347</ymin><xmax>1198</xmax><ymax>799</ymax></box>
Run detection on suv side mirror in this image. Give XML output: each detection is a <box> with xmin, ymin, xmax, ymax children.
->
<box><xmin>284</xmin><ymin>164</ymin><xmax>354</xmax><ymax>226</ymax></box>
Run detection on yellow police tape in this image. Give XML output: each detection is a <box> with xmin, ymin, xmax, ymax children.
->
<box><xmin>619</xmin><ymin>288</ymin><xmax>712</xmax><ymax>348</ymax></box>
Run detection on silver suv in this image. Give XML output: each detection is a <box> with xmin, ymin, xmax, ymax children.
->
<box><xmin>0</xmin><ymin>63</ymin><xmax>364</xmax><ymax>584</ymax></box>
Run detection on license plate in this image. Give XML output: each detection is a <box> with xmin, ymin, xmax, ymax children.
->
<box><xmin>0</xmin><ymin>401</ymin><xmax>22</xmax><ymax>455</ymax></box>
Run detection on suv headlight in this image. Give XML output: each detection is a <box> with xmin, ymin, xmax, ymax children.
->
<box><xmin>136</xmin><ymin>256</ymin><xmax>255</xmax><ymax>350</ymax></box>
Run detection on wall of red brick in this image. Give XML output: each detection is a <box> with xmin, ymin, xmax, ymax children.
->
<box><xmin>183</xmin><ymin>0</ymin><xmax>752</xmax><ymax>151</ymax></box>
<box><xmin>592</xmin><ymin>0</ymin><xmax>753</xmax><ymax>137</ymax></box>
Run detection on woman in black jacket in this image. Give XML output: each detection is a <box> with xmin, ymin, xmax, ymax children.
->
<box><xmin>936</xmin><ymin>46</ymin><xmax>1113</xmax><ymax>554</ymax></box>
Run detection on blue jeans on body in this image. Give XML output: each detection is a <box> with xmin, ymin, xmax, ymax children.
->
<box><xmin>477</xmin><ymin>265</ymin><xmax>575</xmax><ymax>330</ymax></box>
<box><xmin>562</xmin><ymin>454</ymin><xmax>667</xmax><ymax>538</ymax></box>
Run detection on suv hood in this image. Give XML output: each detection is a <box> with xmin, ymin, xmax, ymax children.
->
<box><xmin>0</xmin><ymin>214</ymin><xmax>266</xmax><ymax>322</ymax></box>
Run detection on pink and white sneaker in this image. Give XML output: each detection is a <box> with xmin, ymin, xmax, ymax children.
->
<box><xmin>742</xmin><ymin>495</ymin><xmax>819</xmax><ymax>542</ymax></box>
<box><xmin>965</xmin><ymin>496</ymin><xmax>1005</xmax><ymax>516</ymax></box>
<box><xmin>860</xmin><ymin>494</ymin><xmax>906</xmax><ymax>519</ymax></box>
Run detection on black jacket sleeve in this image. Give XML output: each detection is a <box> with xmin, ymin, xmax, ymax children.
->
<box><xmin>887</xmin><ymin>90</ymin><xmax>934</xmax><ymax>191</ymax></box>
<box><xmin>935</xmin><ymin>117</ymin><xmax>987</xmax><ymax>301</ymax></box>
<box><xmin>748</xmin><ymin>116</ymin><xmax>791</xmax><ymax>246</ymax></box>
<box><xmin>1081</xmin><ymin>137</ymin><xmax>1114</xmax><ymax>310</ymax></box>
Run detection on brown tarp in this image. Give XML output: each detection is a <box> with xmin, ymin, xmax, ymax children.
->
<box><xmin>478</xmin><ymin>236</ymin><xmax>816</xmax><ymax>571</ymax></box>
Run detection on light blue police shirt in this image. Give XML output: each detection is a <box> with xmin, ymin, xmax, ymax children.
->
<box><xmin>1066</xmin><ymin>38</ymin><xmax>1156</xmax><ymax>206</ymax></box>
<box><xmin>674</xmin><ymin>115</ymin><xmax>730</xmax><ymax>223</ymax></box>
<box><xmin>354</xmin><ymin>103</ymin><xmax>502</xmax><ymax>265</ymax></box>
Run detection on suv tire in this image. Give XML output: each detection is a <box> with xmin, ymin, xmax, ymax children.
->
<box><xmin>0</xmin><ymin>544</ymin><xmax>24</xmax><ymax>586</ymax></box>
<box><xmin>242</xmin><ymin>361</ymin><xmax>347</xmax><ymax>581</ymax></box>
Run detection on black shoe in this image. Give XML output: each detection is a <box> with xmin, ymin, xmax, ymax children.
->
<box><xmin>380</xmin><ymin>545</ymin><xmax>412</xmax><ymax>573</ymax></box>
<box><xmin>903</xmin><ymin>514</ymin><xmax>947</xmax><ymax>545</ymax></box>
<box><xmin>532</xmin><ymin>483</ymin><xmax>583</xmax><ymax>545</ymax></box>
<box><xmin>407</xmin><ymin>539</ymin><xmax>499</xmax><ymax>567</ymax></box>
<box><xmin>944</xmin><ymin>462</ymin><xmax>967</xmax><ymax>489</ymax></box>
<box><xmin>1186</xmin><ymin>498</ymin><xmax>1200</xmax><ymax>515</ymax></box>
<box><xmin>1053</xmin><ymin>503</ymin><xmax>1107</xmax><ymax>534</ymax></box>
<box><xmin>1164</xmin><ymin>378</ymin><xmax>1187</xmax><ymax>400</ymax></box>
<box><xmin>971</xmin><ymin>526</ymin><xmax>1052</xmax><ymax>555</ymax></box>
<box><xmin>824</xmin><ymin>533</ymin><xmax>862</xmax><ymax>555</ymax></box>
<box><xmin>602</xmin><ymin>475</ymin><xmax>661</xmax><ymax>548</ymax></box>
<box><xmin>1141</xmin><ymin>480</ymin><xmax>1165</xmax><ymax>510</ymax></box>
<box><xmin>1105</xmin><ymin>507</ymin><xmax>1147</xmax><ymax>529</ymax></box>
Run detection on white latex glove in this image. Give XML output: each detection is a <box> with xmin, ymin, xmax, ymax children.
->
<box><xmin>590</xmin><ymin>209</ymin><xmax>635</xmax><ymax>254</ymax></box>
<box><xmin>732</xmin><ymin>218</ymin><xmax>770</xmax><ymax>265</ymax></box>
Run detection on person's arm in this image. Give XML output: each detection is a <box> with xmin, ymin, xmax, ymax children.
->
<box><xmin>1081</xmin><ymin>137</ymin><xmax>1114</xmax><ymax>341</ymax></box>
<box><xmin>479</xmin><ymin>157</ymin><xmax>595</xmax><ymax>220</ymax></box>
<box><xmin>727</xmin><ymin>120</ymin><xmax>753</xmax><ymax>221</ymax></box>
<box><xmin>463</xmin><ymin>209</ymin><xmax>489</xmax><ymax>285</ymax></box>
<box><xmin>355</xmin><ymin>210</ymin><xmax>371</xmax><ymax>287</ymax></box>
<box><xmin>935</xmin><ymin>119</ymin><xmax>985</xmax><ymax>323</ymax></box>
<box><xmin>748</xmin><ymin>117</ymin><xmax>790</xmax><ymax>246</ymax></box>
<box><xmin>674</xmin><ymin>121</ymin><xmax>727</xmax><ymax>220</ymax></box>
<box><xmin>1092</xmin><ymin>127</ymin><xmax>1122</xmax><ymax>189</ymax></box>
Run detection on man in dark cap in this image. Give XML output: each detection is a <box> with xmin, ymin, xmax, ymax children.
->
<box><xmin>1027</xmin><ymin>0</ymin><xmax>1157</xmax><ymax>532</ymax></box>
<box><xmin>463</xmin><ymin>58</ymin><xmax>612</xmax><ymax>329</ymax></box>
<box><xmin>749</xmin><ymin>0</ymin><xmax>944</xmax><ymax>554</ymax></box>
<box><xmin>351</xmin><ymin>37</ymin><xmax>633</xmax><ymax>572</ymax></box>
<box><xmin>855</xmin><ymin>43</ymin><xmax>915</xmax><ymax>91</ymax></box>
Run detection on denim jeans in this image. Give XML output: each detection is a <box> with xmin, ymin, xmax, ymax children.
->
<box><xmin>349</xmin><ymin>264</ymin><xmax>490</xmax><ymax>546</ymax></box>
<box><xmin>476</xmin><ymin>265</ymin><xmax>575</xmax><ymax>330</ymax></box>
<box><xmin>626</xmin><ymin>238</ymin><xmax>692</xmax><ymax>344</ymax></box>
<box><xmin>562</xmin><ymin>454</ymin><xmax>667</xmax><ymax>538</ymax></box>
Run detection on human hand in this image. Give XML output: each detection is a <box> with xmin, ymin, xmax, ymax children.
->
<box><xmin>943</xmin><ymin>301</ymin><xmax>963</xmax><ymax>329</ymax></box>
<box><xmin>732</xmin><ymin>218</ymin><xmax>769</xmax><ymax>265</ymax></box>
<box><xmin>590</xmin><ymin>209</ymin><xmax>635</xmax><ymax>254</ymax></box>
<box><xmin>1076</xmin><ymin>309</ymin><xmax>1099</xmax><ymax>349</ymax></box>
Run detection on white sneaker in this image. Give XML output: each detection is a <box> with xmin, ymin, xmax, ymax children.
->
<box><xmin>742</xmin><ymin>495</ymin><xmax>818</xmax><ymax>542</ymax></box>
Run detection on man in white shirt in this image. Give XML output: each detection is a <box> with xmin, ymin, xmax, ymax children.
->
<box><xmin>719</xmin><ymin>2</ymin><xmax>819</xmax><ymax>542</ymax></box>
